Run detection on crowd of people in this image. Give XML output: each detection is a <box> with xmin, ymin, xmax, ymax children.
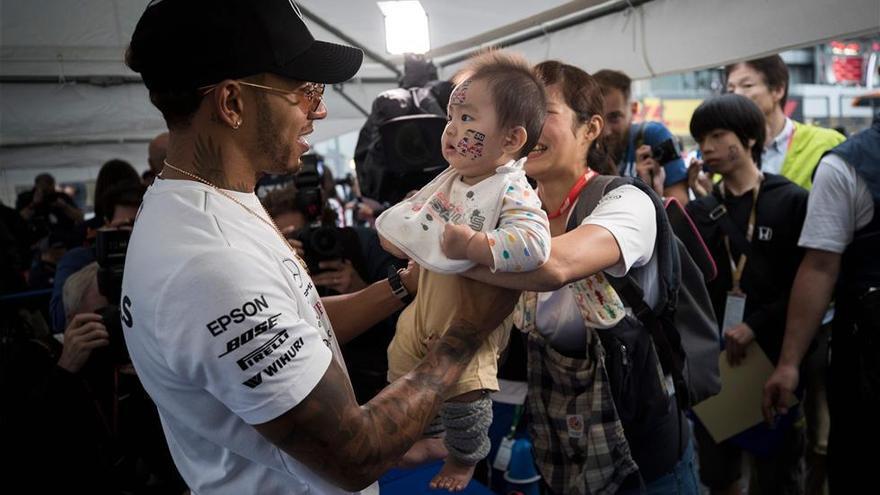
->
<box><xmin>1</xmin><ymin>1</ymin><xmax>877</xmax><ymax>494</ymax></box>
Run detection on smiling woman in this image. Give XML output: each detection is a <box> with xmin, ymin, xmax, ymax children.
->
<box><xmin>464</xmin><ymin>61</ymin><xmax>701</xmax><ymax>495</ymax></box>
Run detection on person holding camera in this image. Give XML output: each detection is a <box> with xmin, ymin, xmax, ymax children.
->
<box><xmin>263</xmin><ymin>184</ymin><xmax>410</xmax><ymax>404</ymax></box>
<box><xmin>593</xmin><ymin>70</ymin><xmax>690</xmax><ymax>205</ymax></box>
<box><xmin>17</xmin><ymin>173</ymin><xmax>84</xmax><ymax>239</ymax></box>
<box><xmin>686</xmin><ymin>94</ymin><xmax>809</xmax><ymax>495</ymax></box>
<box><xmin>120</xmin><ymin>1</ymin><xmax>518</xmax><ymax>493</ymax></box>
<box><xmin>5</xmin><ymin>261</ymin><xmax>184</xmax><ymax>493</ymax></box>
<box><xmin>49</xmin><ymin>180</ymin><xmax>145</xmax><ymax>333</ymax></box>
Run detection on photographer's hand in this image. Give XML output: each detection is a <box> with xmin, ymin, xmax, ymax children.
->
<box><xmin>687</xmin><ymin>158</ymin><xmax>713</xmax><ymax>198</ymax></box>
<box><xmin>281</xmin><ymin>226</ymin><xmax>307</xmax><ymax>259</ymax></box>
<box><xmin>57</xmin><ymin>313</ymin><xmax>109</xmax><ymax>373</ymax></box>
<box><xmin>313</xmin><ymin>259</ymin><xmax>367</xmax><ymax>294</ymax></box>
<box><xmin>635</xmin><ymin>144</ymin><xmax>664</xmax><ymax>196</ymax></box>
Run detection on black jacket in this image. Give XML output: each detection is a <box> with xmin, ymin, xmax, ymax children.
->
<box><xmin>686</xmin><ymin>173</ymin><xmax>809</xmax><ymax>363</ymax></box>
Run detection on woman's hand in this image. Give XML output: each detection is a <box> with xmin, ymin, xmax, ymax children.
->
<box><xmin>399</xmin><ymin>260</ymin><xmax>419</xmax><ymax>296</ymax></box>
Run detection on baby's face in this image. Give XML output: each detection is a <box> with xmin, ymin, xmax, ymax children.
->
<box><xmin>442</xmin><ymin>78</ymin><xmax>510</xmax><ymax>179</ymax></box>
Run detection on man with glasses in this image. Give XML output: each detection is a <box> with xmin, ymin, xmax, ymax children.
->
<box><xmin>120</xmin><ymin>1</ymin><xmax>518</xmax><ymax>493</ymax></box>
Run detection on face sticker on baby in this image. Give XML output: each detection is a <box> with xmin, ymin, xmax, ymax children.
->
<box><xmin>456</xmin><ymin>129</ymin><xmax>486</xmax><ymax>160</ymax></box>
<box><xmin>450</xmin><ymin>79</ymin><xmax>471</xmax><ymax>105</ymax></box>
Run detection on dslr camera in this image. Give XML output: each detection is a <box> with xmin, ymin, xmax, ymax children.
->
<box><xmin>95</xmin><ymin>227</ymin><xmax>132</xmax><ymax>364</ymax></box>
<box><xmin>291</xmin><ymin>155</ymin><xmax>365</xmax><ymax>279</ymax></box>
<box><xmin>649</xmin><ymin>138</ymin><xmax>681</xmax><ymax>165</ymax></box>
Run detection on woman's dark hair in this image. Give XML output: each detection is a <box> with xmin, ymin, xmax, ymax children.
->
<box><xmin>94</xmin><ymin>159</ymin><xmax>140</xmax><ymax>221</ymax></box>
<box><xmin>534</xmin><ymin>61</ymin><xmax>617</xmax><ymax>175</ymax></box>
<box><xmin>689</xmin><ymin>93</ymin><xmax>766</xmax><ymax>167</ymax></box>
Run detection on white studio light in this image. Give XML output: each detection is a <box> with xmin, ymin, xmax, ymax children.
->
<box><xmin>377</xmin><ymin>1</ymin><xmax>430</xmax><ymax>55</ymax></box>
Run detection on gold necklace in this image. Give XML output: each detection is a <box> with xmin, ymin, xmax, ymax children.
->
<box><xmin>161</xmin><ymin>159</ymin><xmax>308</xmax><ymax>270</ymax></box>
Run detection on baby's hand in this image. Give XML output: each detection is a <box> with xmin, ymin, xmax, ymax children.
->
<box><xmin>441</xmin><ymin>223</ymin><xmax>476</xmax><ymax>260</ymax></box>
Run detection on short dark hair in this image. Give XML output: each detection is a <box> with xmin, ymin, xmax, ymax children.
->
<box><xmin>261</xmin><ymin>185</ymin><xmax>336</xmax><ymax>225</ymax></box>
<box><xmin>534</xmin><ymin>61</ymin><xmax>616</xmax><ymax>175</ymax></box>
<box><xmin>724</xmin><ymin>55</ymin><xmax>789</xmax><ymax>108</ymax></box>
<box><xmin>99</xmin><ymin>181</ymin><xmax>145</xmax><ymax>222</ymax></box>
<box><xmin>593</xmin><ymin>69</ymin><xmax>632</xmax><ymax>101</ymax></box>
<box><xmin>690</xmin><ymin>94</ymin><xmax>766</xmax><ymax>166</ymax></box>
<box><xmin>127</xmin><ymin>45</ymin><xmax>203</xmax><ymax>129</ymax></box>
<box><xmin>94</xmin><ymin>159</ymin><xmax>140</xmax><ymax>220</ymax></box>
<box><xmin>463</xmin><ymin>51</ymin><xmax>547</xmax><ymax>159</ymax></box>
<box><xmin>34</xmin><ymin>173</ymin><xmax>55</xmax><ymax>187</ymax></box>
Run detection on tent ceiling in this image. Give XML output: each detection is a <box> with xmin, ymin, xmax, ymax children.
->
<box><xmin>1</xmin><ymin>0</ymin><xmax>878</xmax><ymax>167</ymax></box>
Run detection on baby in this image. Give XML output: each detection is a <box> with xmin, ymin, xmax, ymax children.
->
<box><xmin>377</xmin><ymin>51</ymin><xmax>550</xmax><ymax>491</ymax></box>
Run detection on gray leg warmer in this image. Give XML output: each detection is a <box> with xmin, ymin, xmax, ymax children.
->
<box><xmin>441</xmin><ymin>395</ymin><xmax>493</xmax><ymax>465</ymax></box>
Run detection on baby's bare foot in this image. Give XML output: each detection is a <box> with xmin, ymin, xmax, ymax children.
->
<box><xmin>429</xmin><ymin>456</ymin><xmax>475</xmax><ymax>492</ymax></box>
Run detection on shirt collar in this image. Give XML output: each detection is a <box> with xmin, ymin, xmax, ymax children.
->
<box><xmin>769</xmin><ymin>117</ymin><xmax>794</xmax><ymax>153</ymax></box>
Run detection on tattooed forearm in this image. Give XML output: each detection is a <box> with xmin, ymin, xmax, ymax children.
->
<box><xmin>255</xmin><ymin>320</ymin><xmax>482</xmax><ymax>491</ymax></box>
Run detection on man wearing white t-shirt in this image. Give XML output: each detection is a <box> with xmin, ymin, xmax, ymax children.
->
<box><xmin>764</xmin><ymin>115</ymin><xmax>879</xmax><ymax>493</ymax></box>
<box><xmin>120</xmin><ymin>1</ymin><xmax>518</xmax><ymax>493</ymax></box>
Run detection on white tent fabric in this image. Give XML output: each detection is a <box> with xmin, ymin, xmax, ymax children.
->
<box><xmin>1</xmin><ymin>0</ymin><xmax>878</xmax><ymax>205</ymax></box>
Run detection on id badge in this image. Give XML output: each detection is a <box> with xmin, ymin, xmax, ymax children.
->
<box><xmin>723</xmin><ymin>292</ymin><xmax>747</xmax><ymax>331</ymax></box>
<box><xmin>492</xmin><ymin>436</ymin><xmax>515</xmax><ymax>471</ymax></box>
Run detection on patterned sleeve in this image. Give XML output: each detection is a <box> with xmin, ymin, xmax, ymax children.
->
<box><xmin>485</xmin><ymin>176</ymin><xmax>551</xmax><ymax>272</ymax></box>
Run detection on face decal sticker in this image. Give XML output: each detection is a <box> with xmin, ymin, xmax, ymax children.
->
<box><xmin>455</xmin><ymin>129</ymin><xmax>486</xmax><ymax>160</ymax></box>
<box><xmin>450</xmin><ymin>79</ymin><xmax>471</xmax><ymax>106</ymax></box>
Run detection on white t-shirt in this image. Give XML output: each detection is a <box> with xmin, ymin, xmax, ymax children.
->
<box><xmin>536</xmin><ymin>185</ymin><xmax>659</xmax><ymax>353</ymax></box>
<box><xmin>121</xmin><ymin>178</ymin><xmax>357</xmax><ymax>494</ymax></box>
<box><xmin>798</xmin><ymin>154</ymin><xmax>875</xmax><ymax>254</ymax></box>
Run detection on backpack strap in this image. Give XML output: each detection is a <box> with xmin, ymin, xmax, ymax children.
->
<box><xmin>699</xmin><ymin>192</ymin><xmax>753</xmax><ymax>258</ymax></box>
<box><xmin>565</xmin><ymin>175</ymin><xmax>627</xmax><ymax>232</ymax></box>
<box><xmin>566</xmin><ymin>175</ymin><xmax>690</xmax><ymax>409</ymax></box>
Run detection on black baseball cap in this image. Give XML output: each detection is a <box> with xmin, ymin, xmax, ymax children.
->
<box><xmin>128</xmin><ymin>0</ymin><xmax>364</xmax><ymax>91</ymax></box>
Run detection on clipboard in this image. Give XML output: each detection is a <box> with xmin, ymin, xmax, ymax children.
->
<box><xmin>692</xmin><ymin>342</ymin><xmax>798</xmax><ymax>443</ymax></box>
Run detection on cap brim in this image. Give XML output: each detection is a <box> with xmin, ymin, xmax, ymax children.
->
<box><xmin>276</xmin><ymin>40</ymin><xmax>364</xmax><ymax>84</ymax></box>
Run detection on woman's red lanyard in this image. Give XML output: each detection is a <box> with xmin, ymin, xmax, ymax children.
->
<box><xmin>546</xmin><ymin>169</ymin><xmax>598</xmax><ymax>220</ymax></box>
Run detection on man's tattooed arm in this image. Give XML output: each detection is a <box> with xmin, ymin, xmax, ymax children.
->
<box><xmin>252</xmin><ymin>318</ymin><xmax>500</xmax><ymax>491</ymax></box>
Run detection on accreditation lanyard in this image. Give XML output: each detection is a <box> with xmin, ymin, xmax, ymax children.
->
<box><xmin>720</xmin><ymin>177</ymin><xmax>762</xmax><ymax>294</ymax></box>
<box><xmin>546</xmin><ymin>169</ymin><xmax>598</xmax><ymax>220</ymax></box>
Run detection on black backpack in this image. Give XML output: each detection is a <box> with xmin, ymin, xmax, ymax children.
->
<box><xmin>353</xmin><ymin>81</ymin><xmax>453</xmax><ymax>205</ymax></box>
<box><xmin>568</xmin><ymin>175</ymin><xmax>721</xmax><ymax>409</ymax></box>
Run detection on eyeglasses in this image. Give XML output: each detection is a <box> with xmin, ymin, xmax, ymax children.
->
<box><xmin>199</xmin><ymin>81</ymin><xmax>326</xmax><ymax>113</ymax></box>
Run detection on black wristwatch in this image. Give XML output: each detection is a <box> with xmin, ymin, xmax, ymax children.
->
<box><xmin>387</xmin><ymin>266</ymin><xmax>414</xmax><ymax>304</ymax></box>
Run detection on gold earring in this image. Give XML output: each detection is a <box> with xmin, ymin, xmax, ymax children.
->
<box><xmin>233</xmin><ymin>119</ymin><xmax>242</xmax><ymax>130</ymax></box>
